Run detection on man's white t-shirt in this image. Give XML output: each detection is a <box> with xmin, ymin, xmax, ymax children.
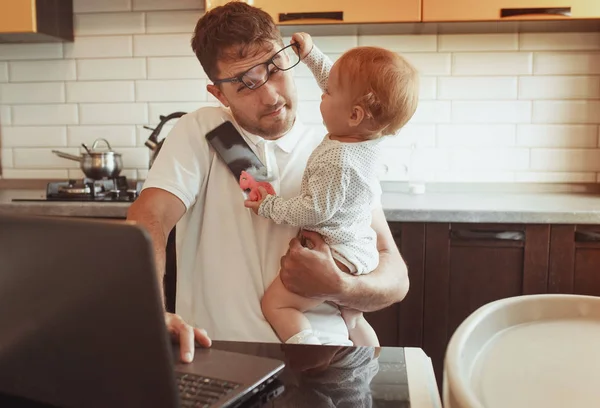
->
<box><xmin>142</xmin><ymin>105</ymin><xmax>378</xmax><ymax>345</ymax></box>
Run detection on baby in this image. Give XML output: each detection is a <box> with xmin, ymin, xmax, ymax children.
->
<box><xmin>245</xmin><ymin>33</ymin><xmax>420</xmax><ymax>346</ymax></box>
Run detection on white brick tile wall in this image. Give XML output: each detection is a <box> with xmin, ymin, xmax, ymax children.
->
<box><xmin>409</xmin><ymin>101</ymin><xmax>452</xmax><ymax>124</ymax></box>
<box><xmin>438</xmin><ymin>77</ymin><xmax>517</xmax><ymax>100</ymax></box>
<box><xmin>0</xmin><ymin>63</ymin><xmax>7</xmax><ymax>82</ymax></box>
<box><xmin>64</xmin><ymin>36</ymin><xmax>133</xmax><ymax>59</ymax></box>
<box><xmin>533</xmin><ymin>52</ymin><xmax>600</xmax><ymax>75</ymax></box>
<box><xmin>357</xmin><ymin>35</ymin><xmax>437</xmax><ymax>52</ymax></box>
<box><xmin>73</xmin><ymin>0</ymin><xmax>131</xmax><ymax>13</ymax></box>
<box><xmin>0</xmin><ymin>43</ymin><xmax>62</xmax><ymax>60</ymax></box>
<box><xmin>419</xmin><ymin>77</ymin><xmax>437</xmax><ymax>100</ymax></box>
<box><xmin>13</xmin><ymin>105</ymin><xmax>78</xmax><ymax>125</ymax></box>
<box><xmin>437</xmin><ymin>124</ymin><xmax>516</xmax><ymax>147</ymax></box>
<box><xmin>146</xmin><ymin>10</ymin><xmax>202</xmax><ymax>33</ymax></box>
<box><xmin>311</xmin><ymin>36</ymin><xmax>357</xmax><ymax>53</ymax></box>
<box><xmin>520</xmin><ymin>33</ymin><xmax>600</xmax><ymax>51</ymax></box>
<box><xmin>13</xmin><ymin>148</ymin><xmax>81</xmax><ymax>168</ymax></box>
<box><xmin>147</xmin><ymin>57</ymin><xmax>206</xmax><ymax>79</ymax></box>
<box><xmin>439</xmin><ymin>34</ymin><xmax>518</xmax><ymax>51</ymax></box>
<box><xmin>1</xmin><ymin>169</ymin><xmax>69</xmax><ymax>179</ymax></box>
<box><xmin>133</xmin><ymin>34</ymin><xmax>195</xmax><ymax>57</ymax></box>
<box><xmin>79</xmin><ymin>103</ymin><xmax>148</xmax><ymax>125</ymax></box>
<box><xmin>0</xmin><ymin>9</ymin><xmax>599</xmax><ymax>183</ymax></box>
<box><xmin>404</xmin><ymin>53</ymin><xmax>451</xmax><ymax>75</ymax></box>
<box><xmin>0</xmin><ymin>106</ymin><xmax>10</xmax><ymax>125</ymax></box>
<box><xmin>387</xmin><ymin>124</ymin><xmax>437</xmax><ymax>147</ymax></box>
<box><xmin>449</xmin><ymin>148</ymin><xmax>530</xmax><ymax>170</ymax></box>
<box><xmin>136</xmin><ymin>79</ymin><xmax>206</xmax><ymax>101</ymax></box>
<box><xmin>519</xmin><ymin>76</ymin><xmax>600</xmax><ymax>100</ymax></box>
<box><xmin>118</xmin><ymin>147</ymin><xmax>150</xmax><ymax>167</ymax></box>
<box><xmin>3</xmin><ymin>126</ymin><xmax>67</xmax><ymax>147</ymax></box>
<box><xmin>74</xmin><ymin>12</ymin><xmax>145</xmax><ymax>36</ymax></box>
<box><xmin>515</xmin><ymin>172</ymin><xmax>596</xmax><ymax>183</ymax></box>
<box><xmin>517</xmin><ymin>125</ymin><xmax>598</xmax><ymax>148</ymax></box>
<box><xmin>68</xmin><ymin>125</ymin><xmax>137</xmax><ymax>147</ymax></box>
<box><xmin>1</xmin><ymin>149</ymin><xmax>13</xmax><ymax>168</ymax></box>
<box><xmin>77</xmin><ymin>58</ymin><xmax>146</xmax><ymax>80</ymax></box>
<box><xmin>434</xmin><ymin>170</ymin><xmax>515</xmax><ymax>182</ymax></box>
<box><xmin>67</xmin><ymin>81</ymin><xmax>135</xmax><ymax>102</ymax></box>
<box><xmin>132</xmin><ymin>0</ymin><xmax>201</xmax><ymax>11</ymax></box>
<box><xmin>10</xmin><ymin>60</ymin><xmax>76</xmax><ymax>82</ymax></box>
<box><xmin>452</xmin><ymin>101</ymin><xmax>531</xmax><ymax>124</ymax></box>
<box><xmin>148</xmin><ymin>102</ymin><xmax>216</xmax><ymax>123</ymax></box>
<box><xmin>531</xmin><ymin>149</ymin><xmax>600</xmax><ymax>171</ymax></box>
<box><xmin>452</xmin><ymin>52</ymin><xmax>532</xmax><ymax>75</ymax></box>
<box><xmin>1</xmin><ymin>83</ymin><xmax>65</xmax><ymax>104</ymax></box>
<box><xmin>532</xmin><ymin>101</ymin><xmax>600</xmax><ymax>124</ymax></box>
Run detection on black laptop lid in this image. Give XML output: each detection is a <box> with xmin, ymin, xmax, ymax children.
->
<box><xmin>0</xmin><ymin>215</ymin><xmax>178</xmax><ymax>408</ymax></box>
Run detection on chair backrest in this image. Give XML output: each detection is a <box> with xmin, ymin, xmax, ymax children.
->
<box><xmin>443</xmin><ymin>294</ymin><xmax>600</xmax><ymax>408</ymax></box>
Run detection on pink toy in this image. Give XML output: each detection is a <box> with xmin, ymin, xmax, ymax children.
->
<box><xmin>239</xmin><ymin>170</ymin><xmax>276</xmax><ymax>201</ymax></box>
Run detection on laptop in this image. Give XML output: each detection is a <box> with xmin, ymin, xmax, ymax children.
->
<box><xmin>0</xmin><ymin>214</ymin><xmax>284</xmax><ymax>408</ymax></box>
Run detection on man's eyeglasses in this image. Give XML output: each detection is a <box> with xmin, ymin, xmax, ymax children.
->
<box><xmin>213</xmin><ymin>43</ymin><xmax>301</xmax><ymax>91</ymax></box>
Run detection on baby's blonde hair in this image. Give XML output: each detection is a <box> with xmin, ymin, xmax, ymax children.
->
<box><xmin>334</xmin><ymin>46</ymin><xmax>420</xmax><ymax>137</ymax></box>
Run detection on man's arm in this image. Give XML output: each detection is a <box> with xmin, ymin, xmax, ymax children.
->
<box><xmin>279</xmin><ymin>207</ymin><xmax>409</xmax><ymax>313</ymax></box>
<box><xmin>127</xmin><ymin>187</ymin><xmax>211</xmax><ymax>362</ymax></box>
<box><xmin>126</xmin><ymin>187</ymin><xmax>186</xmax><ymax>306</ymax></box>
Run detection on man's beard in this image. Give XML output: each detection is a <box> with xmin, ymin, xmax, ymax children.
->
<box><xmin>234</xmin><ymin>102</ymin><xmax>296</xmax><ymax>139</ymax></box>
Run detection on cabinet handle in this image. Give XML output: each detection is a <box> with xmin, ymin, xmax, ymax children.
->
<box><xmin>450</xmin><ymin>229</ymin><xmax>525</xmax><ymax>241</ymax></box>
<box><xmin>500</xmin><ymin>7</ymin><xmax>571</xmax><ymax>18</ymax></box>
<box><xmin>279</xmin><ymin>11</ymin><xmax>343</xmax><ymax>22</ymax></box>
<box><xmin>575</xmin><ymin>231</ymin><xmax>600</xmax><ymax>243</ymax></box>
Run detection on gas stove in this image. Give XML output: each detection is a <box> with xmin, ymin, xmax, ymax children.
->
<box><xmin>12</xmin><ymin>176</ymin><xmax>142</xmax><ymax>203</ymax></box>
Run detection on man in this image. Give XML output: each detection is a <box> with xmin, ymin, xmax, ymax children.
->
<box><xmin>127</xmin><ymin>2</ymin><xmax>409</xmax><ymax>363</ymax></box>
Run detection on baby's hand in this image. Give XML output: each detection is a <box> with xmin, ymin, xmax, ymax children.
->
<box><xmin>291</xmin><ymin>32</ymin><xmax>313</xmax><ymax>60</ymax></box>
<box><xmin>244</xmin><ymin>186</ymin><xmax>269</xmax><ymax>215</ymax></box>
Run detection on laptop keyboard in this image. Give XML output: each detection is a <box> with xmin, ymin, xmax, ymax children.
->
<box><xmin>176</xmin><ymin>372</ymin><xmax>241</xmax><ymax>408</ymax></box>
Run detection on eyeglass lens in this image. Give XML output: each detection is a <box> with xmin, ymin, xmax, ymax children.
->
<box><xmin>241</xmin><ymin>46</ymin><xmax>300</xmax><ymax>90</ymax></box>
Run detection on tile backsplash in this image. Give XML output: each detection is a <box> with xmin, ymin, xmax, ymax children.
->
<box><xmin>0</xmin><ymin>0</ymin><xmax>599</xmax><ymax>183</ymax></box>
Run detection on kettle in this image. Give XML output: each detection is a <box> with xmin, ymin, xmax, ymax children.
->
<box><xmin>144</xmin><ymin>112</ymin><xmax>187</xmax><ymax>168</ymax></box>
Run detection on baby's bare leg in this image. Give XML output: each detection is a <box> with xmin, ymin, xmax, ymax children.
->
<box><xmin>261</xmin><ymin>273</ymin><xmax>323</xmax><ymax>344</ymax></box>
<box><xmin>340</xmin><ymin>308</ymin><xmax>380</xmax><ymax>346</ymax></box>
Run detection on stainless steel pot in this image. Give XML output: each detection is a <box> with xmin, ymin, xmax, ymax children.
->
<box><xmin>52</xmin><ymin>138</ymin><xmax>123</xmax><ymax>179</ymax></box>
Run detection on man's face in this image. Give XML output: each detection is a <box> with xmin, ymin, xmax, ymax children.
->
<box><xmin>207</xmin><ymin>41</ymin><xmax>298</xmax><ymax>139</ymax></box>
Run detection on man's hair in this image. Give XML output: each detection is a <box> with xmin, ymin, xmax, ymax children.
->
<box><xmin>335</xmin><ymin>47</ymin><xmax>420</xmax><ymax>136</ymax></box>
<box><xmin>191</xmin><ymin>1</ymin><xmax>283</xmax><ymax>81</ymax></box>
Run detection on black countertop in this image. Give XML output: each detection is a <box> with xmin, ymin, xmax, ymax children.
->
<box><xmin>208</xmin><ymin>341</ymin><xmax>410</xmax><ymax>408</ymax></box>
<box><xmin>0</xmin><ymin>341</ymin><xmax>410</xmax><ymax>408</ymax></box>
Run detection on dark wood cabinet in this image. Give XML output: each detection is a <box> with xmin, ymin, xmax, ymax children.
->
<box><xmin>364</xmin><ymin>222</ymin><xmax>426</xmax><ymax>347</ymax></box>
<box><xmin>549</xmin><ymin>225</ymin><xmax>600</xmax><ymax>296</ymax></box>
<box><xmin>422</xmin><ymin>223</ymin><xmax>550</xmax><ymax>385</ymax></box>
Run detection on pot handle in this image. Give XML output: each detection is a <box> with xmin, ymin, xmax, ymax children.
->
<box><xmin>91</xmin><ymin>138</ymin><xmax>113</xmax><ymax>152</ymax></box>
<box><xmin>52</xmin><ymin>150</ymin><xmax>82</xmax><ymax>162</ymax></box>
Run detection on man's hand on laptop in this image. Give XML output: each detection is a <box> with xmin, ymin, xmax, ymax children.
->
<box><xmin>165</xmin><ymin>312</ymin><xmax>212</xmax><ymax>363</ymax></box>
<box><xmin>279</xmin><ymin>230</ymin><xmax>346</xmax><ymax>302</ymax></box>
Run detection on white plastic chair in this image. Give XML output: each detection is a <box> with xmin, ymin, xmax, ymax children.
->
<box><xmin>443</xmin><ymin>294</ymin><xmax>600</xmax><ymax>408</ymax></box>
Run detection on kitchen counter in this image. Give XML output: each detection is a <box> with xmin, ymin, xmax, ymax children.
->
<box><xmin>2</xmin><ymin>187</ymin><xmax>600</xmax><ymax>224</ymax></box>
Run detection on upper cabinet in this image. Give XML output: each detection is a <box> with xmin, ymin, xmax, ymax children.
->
<box><xmin>205</xmin><ymin>0</ymin><xmax>421</xmax><ymax>24</ymax></box>
<box><xmin>0</xmin><ymin>0</ymin><xmax>73</xmax><ymax>43</ymax></box>
<box><xmin>423</xmin><ymin>0</ymin><xmax>600</xmax><ymax>22</ymax></box>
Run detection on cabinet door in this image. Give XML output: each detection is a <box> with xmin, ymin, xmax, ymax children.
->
<box><xmin>364</xmin><ymin>222</ymin><xmax>426</xmax><ymax>347</ymax></box>
<box><xmin>423</xmin><ymin>0</ymin><xmax>600</xmax><ymax>22</ymax></box>
<box><xmin>549</xmin><ymin>225</ymin><xmax>600</xmax><ymax>296</ymax></box>
<box><xmin>423</xmin><ymin>223</ymin><xmax>550</xmax><ymax>386</ymax></box>
<box><xmin>0</xmin><ymin>1</ymin><xmax>35</xmax><ymax>33</ymax></box>
<box><xmin>206</xmin><ymin>0</ymin><xmax>420</xmax><ymax>24</ymax></box>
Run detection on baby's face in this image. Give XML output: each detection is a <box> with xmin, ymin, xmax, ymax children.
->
<box><xmin>319</xmin><ymin>63</ymin><xmax>354</xmax><ymax>135</ymax></box>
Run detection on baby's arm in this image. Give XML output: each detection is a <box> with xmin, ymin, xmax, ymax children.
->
<box><xmin>293</xmin><ymin>32</ymin><xmax>333</xmax><ymax>92</ymax></box>
<box><xmin>258</xmin><ymin>161</ymin><xmax>347</xmax><ymax>227</ymax></box>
